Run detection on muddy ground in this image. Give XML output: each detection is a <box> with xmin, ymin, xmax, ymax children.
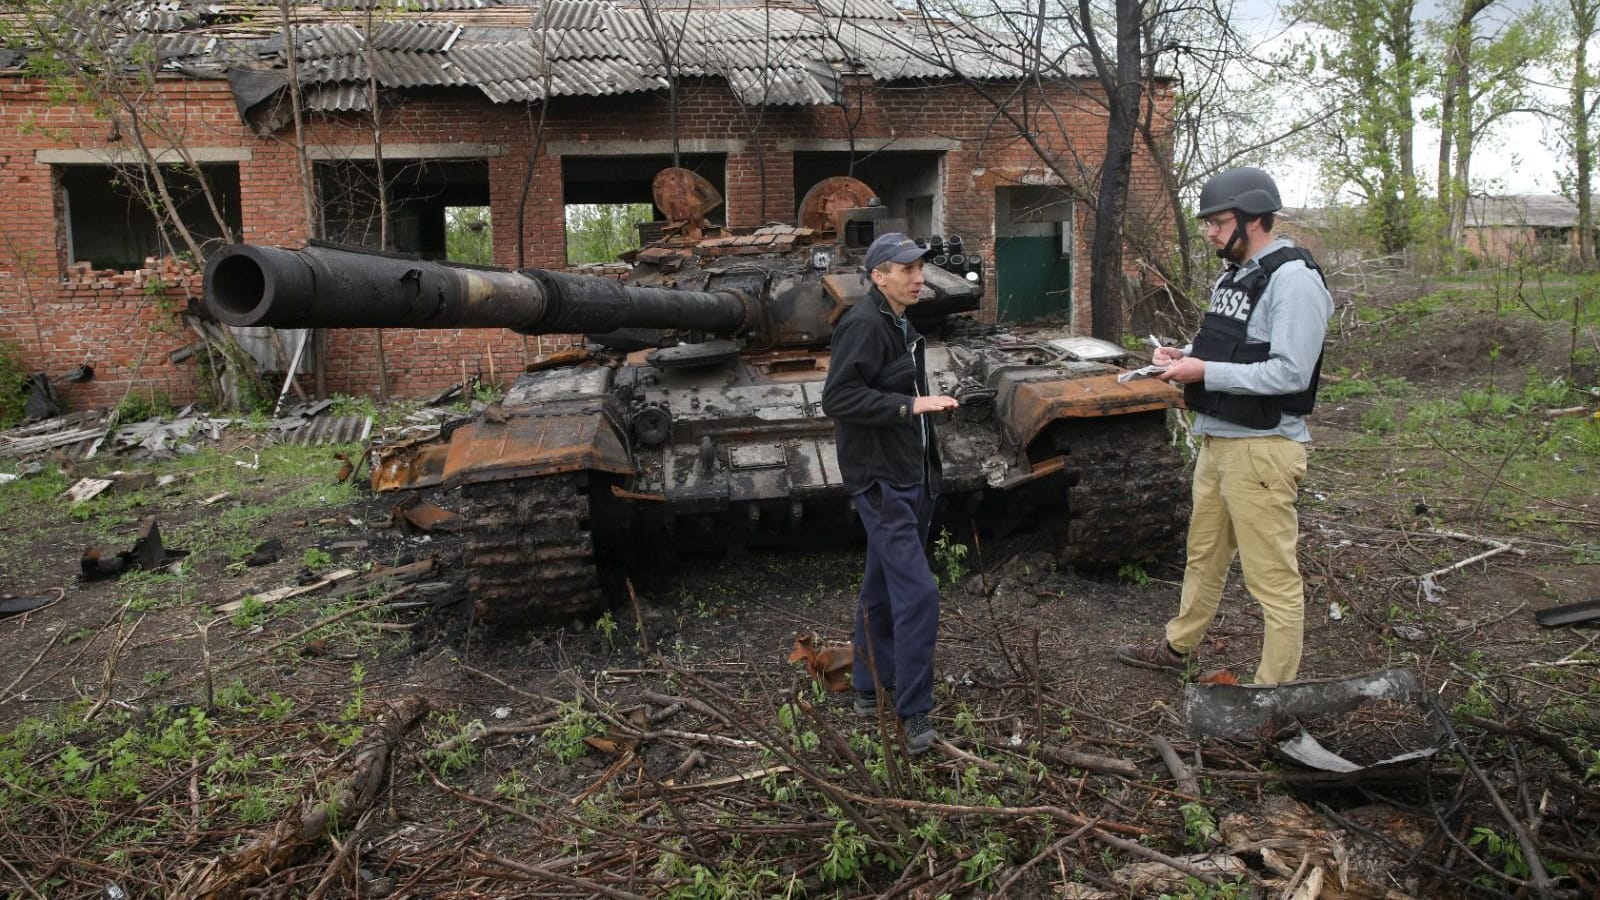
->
<box><xmin>1</xmin><ymin>282</ymin><xmax>1598</xmax><ymax>899</ymax></box>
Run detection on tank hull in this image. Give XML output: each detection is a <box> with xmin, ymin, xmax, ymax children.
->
<box><xmin>373</xmin><ymin>324</ymin><xmax>1188</xmax><ymax>626</ymax></box>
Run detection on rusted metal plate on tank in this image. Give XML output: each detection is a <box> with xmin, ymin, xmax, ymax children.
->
<box><xmin>372</xmin><ymin>437</ymin><xmax>452</xmax><ymax>491</ymax></box>
<box><xmin>821</xmin><ymin>273</ymin><xmax>870</xmax><ymax>316</ymax></box>
<box><xmin>441</xmin><ymin>414</ymin><xmax>632</xmax><ymax>485</ymax></box>
<box><xmin>1007</xmin><ymin>374</ymin><xmax>1181</xmax><ymax>449</ymax></box>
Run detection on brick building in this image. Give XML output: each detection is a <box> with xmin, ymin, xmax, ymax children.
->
<box><xmin>0</xmin><ymin>0</ymin><xmax>1173</xmax><ymax>411</ymax></box>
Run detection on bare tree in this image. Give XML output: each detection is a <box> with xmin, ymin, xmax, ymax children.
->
<box><xmin>276</xmin><ymin>0</ymin><xmax>320</xmax><ymax>243</ymax></box>
<box><xmin>638</xmin><ymin>0</ymin><xmax>699</xmax><ymax>167</ymax></box>
<box><xmin>904</xmin><ymin>0</ymin><xmax>1257</xmax><ymax>336</ymax></box>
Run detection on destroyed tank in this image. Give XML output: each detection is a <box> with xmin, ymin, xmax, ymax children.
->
<box><xmin>204</xmin><ymin>170</ymin><xmax>1189</xmax><ymax>626</ymax></box>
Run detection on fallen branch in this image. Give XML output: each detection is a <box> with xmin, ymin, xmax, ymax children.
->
<box><xmin>1153</xmin><ymin>736</ymin><xmax>1200</xmax><ymax>797</ymax></box>
<box><xmin>84</xmin><ymin>605</ymin><xmax>141</xmax><ymax>723</ymax></box>
<box><xmin>1426</xmin><ymin>695</ymin><xmax>1555</xmax><ymax>899</ymax></box>
<box><xmin>1036</xmin><ymin>743</ymin><xmax>1141</xmax><ymax>779</ymax></box>
<box><xmin>1419</xmin><ymin>534</ymin><xmax>1520</xmax><ymax>583</ymax></box>
<box><xmin>176</xmin><ymin>694</ymin><xmax>428</xmax><ymax>900</ymax></box>
<box><xmin>0</xmin><ymin>628</ymin><xmax>62</xmax><ymax>704</ymax></box>
<box><xmin>472</xmin><ymin>850</ymin><xmax>655</xmax><ymax>900</ymax></box>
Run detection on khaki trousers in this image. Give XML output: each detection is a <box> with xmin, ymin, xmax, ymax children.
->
<box><xmin>1165</xmin><ymin>435</ymin><xmax>1307</xmax><ymax>684</ymax></box>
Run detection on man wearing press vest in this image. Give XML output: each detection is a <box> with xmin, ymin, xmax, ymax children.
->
<box><xmin>1116</xmin><ymin>167</ymin><xmax>1333</xmax><ymax>685</ymax></box>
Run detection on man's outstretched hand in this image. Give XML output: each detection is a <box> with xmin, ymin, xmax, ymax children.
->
<box><xmin>913</xmin><ymin>395</ymin><xmax>960</xmax><ymax>415</ymax></box>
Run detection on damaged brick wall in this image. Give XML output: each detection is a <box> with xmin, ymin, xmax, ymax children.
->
<box><xmin>0</xmin><ymin>74</ymin><xmax>1173</xmax><ymax>410</ymax></box>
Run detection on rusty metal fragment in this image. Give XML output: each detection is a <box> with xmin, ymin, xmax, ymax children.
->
<box><xmin>390</xmin><ymin>496</ymin><xmax>460</xmax><ymax>533</ymax></box>
<box><xmin>372</xmin><ymin>435</ymin><xmax>452</xmax><ymax>491</ymax></box>
<box><xmin>80</xmin><ymin>515</ymin><xmax>188</xmax><ymax>581</ymax></box>
<box><xmin>788</xmin><ymin>632</ymin><xmax>852</xmax><ymax>692</ymax></box>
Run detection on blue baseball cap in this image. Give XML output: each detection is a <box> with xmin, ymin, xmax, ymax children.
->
<box><xmin>863</xmin><ymin>232</ymin><xmax>930</xmax><ymax>272</ymax></box>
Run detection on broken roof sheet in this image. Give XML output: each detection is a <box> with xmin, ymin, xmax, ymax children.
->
<box><xmin>1</xmin><ymin>0</ymin><xmax>1074</xmax><ymax>112</ymax></box>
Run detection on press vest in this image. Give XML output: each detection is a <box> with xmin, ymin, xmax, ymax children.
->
<box><xmin>1184</xmin><ymin>246</ymin><xmax>1325</xmax><ymax>430</ymax></box>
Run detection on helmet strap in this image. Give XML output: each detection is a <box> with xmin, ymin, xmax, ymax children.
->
<box><xmin>1216</xmin><ymin>214</ymin><xmax>1254</xmax><ymax>262</ymax></box>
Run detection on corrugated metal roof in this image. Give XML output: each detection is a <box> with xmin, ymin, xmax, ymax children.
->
<box><xmin>3</xmin><ymin>0</ymin><xmax>1088</xmax><ymax>107</ymax></box>
<box><xmin>1464</xmin><ymin>195</ymin><xmax>1590</xmax><ymax>229</ymax></box>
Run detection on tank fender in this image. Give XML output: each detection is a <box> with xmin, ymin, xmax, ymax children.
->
<box><xmin>440</xmin><ymin>409</ymin><xmax>633</xmax><ymax>486</ymax></box>
<box><xmin>990</xmin><ymin>369</ymin><xmax>1182</xmax><ymax>457</ymax></box>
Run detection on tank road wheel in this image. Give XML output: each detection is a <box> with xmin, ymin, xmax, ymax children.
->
<box><xmin>1059</xmin><ymin>415</ymin><xmax>1190</xmax><ymax>569</ymax></box>
<box><xmin>462</xmin><ymin>472</ymin><xmax>602</xmax><ymax>626</ymax></box>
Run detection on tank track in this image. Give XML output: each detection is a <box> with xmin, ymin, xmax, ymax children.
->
<box><xmin>462</xmin><ymin>472</ymin><xmax>602</xmax><ymax>626</ymax></box>
<box><xmin>1060</xmin><ymin>416</ymin><xmax>1190</xmax><ymax>568</ymax></box>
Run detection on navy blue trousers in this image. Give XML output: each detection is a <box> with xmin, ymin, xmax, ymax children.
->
<box><xmin>851</xmin><ymin>480</ymin><xmax>940</xmax><ymax>719</ymax></box>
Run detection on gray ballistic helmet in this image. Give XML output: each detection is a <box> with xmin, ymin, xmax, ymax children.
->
<box><xmin>1196</xmin><ymin>167</ymin><xmax>1281</xmax><ymax>218</ymax></box>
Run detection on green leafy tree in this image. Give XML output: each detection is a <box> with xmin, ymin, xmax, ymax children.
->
<box><xmin>446</xmin><ymin>207</ymin><xmax>494</xmax><ymax>265</ymax></box>
<box><xmin>566</xmin><ymin>203</ymin><xmax>655</xmax><ymax>265</ymax></box>
<box><xmin>1557</xmin><ymin>0</ymin><xmax>1600</xmax><ymax>266</ymax></box>
<box><xmin>1431</xmin><ymin>0</ymin><xmax>1557</xmax><ymax>262</ymax></box>
<box><xmin>1282</xmin><ymin>0</ymin><xmax>1426</xmax><ymax>253</ymax></box>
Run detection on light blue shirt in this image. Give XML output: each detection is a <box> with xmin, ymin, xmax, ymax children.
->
<box><xmin>1188</xmin><ymin>238</ymin><xmax>1333</xmax><ymax>442</ymax></box>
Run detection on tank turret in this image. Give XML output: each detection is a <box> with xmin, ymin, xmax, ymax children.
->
<box><xmin>203</xmin><ymin>169</ymin><xmax>1187</xmax><ymax>627</ymax></box>
<box><xmin>205</xmin><ymin>175</ymin><xmax>984</xmax><ymax>352</ymax></box>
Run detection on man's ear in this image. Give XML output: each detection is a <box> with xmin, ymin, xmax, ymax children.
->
<box><xmin>868</xmin><ymin>267</ymin><xmax>885</xmax><ymax>288</ymax></box>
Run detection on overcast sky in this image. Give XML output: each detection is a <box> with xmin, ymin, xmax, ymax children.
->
<box><xmin>1229</xmin><ymin>0</ymin><xmax>1563</xmax><ymax>205</ymax></box>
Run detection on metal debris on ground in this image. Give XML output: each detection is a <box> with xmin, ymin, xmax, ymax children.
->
<box><xmin>1534</xmin><ymin>597</ymin><xmax>1600</xmax><ymax>627</ymax></box>
<box><xmin>112</xmin><ymin>408</ymin><xmax>230</xmax><ymax>456</ymax></box>
<box><xmin>271</xmin><ymin>401</ymin><xmax>373</xmax><ymax>447</ymax></box>
<box><xmin>1184</xmin><ymin>667</ymin><xmax>1443</xmax><ymax>772</ymax></box>
<box><xmin>2</xmin><ymin>402</ymin><xmax>371</xmax><ymax>464</ymax></box>
<box><xmin>79</xmin><ymin>516</ymin><xmax>189</xmax><ymax>581</ymax></box>
<box><xmin>0</xmin><ymin>590</ymin><xmax>63</xmax><ymax>618</ymax></box>
<box><xmin>0</xmin><ymin>410</ymin><xmax>110</xmax><ymax>459</ymax></box>
<box><xmin>389</xmin><ymin>496</ymin><xmax>460</xmax><ymax>533</ymax></box>
<box><xmin>787</xmin><ymin>632</ymin><xmax>853</xmax><ymax>692</ymax></box>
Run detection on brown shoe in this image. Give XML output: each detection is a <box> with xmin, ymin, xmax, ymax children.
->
<box><xmin>1116</xmin><ymin>640</ymin><xmax>1193</xmax><ymax>672</ymax></box>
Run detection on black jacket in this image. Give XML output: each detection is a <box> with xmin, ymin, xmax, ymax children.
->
<box><xmin>822</xmin><ymin>286</ymin><xmax>942</xmax><ymax>495</ymax></box>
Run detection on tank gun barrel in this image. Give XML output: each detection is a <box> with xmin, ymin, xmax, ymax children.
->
<box><xmin>204</xmin><ymin>243</ymin><xmax>752</xmax><ymax>336</ymax></box>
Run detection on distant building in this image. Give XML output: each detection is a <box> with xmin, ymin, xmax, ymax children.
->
<box><xmin>1463</xmin><ymin>195</ymin><xmax>1596</xmax><ymax>265</ymax></box>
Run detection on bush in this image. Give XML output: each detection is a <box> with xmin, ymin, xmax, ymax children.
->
<box><xmin>0</xmin><ymin>341</ymin><xmax>28</xmax><ymax>428</ymax></box>
<box><xmin>113</xmin><ymin>390</ymin><xmax>174</xmax><ymax>424</ymax></box>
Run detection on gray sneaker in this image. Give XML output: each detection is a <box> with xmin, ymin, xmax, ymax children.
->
<box><xmin>903</xmin><ymin>714</ymin><xmax>940</xmax><ymax>754</ymax></box>
<box><xmin>853</xmin><ymin>689</ymin><xmax>894</xmax><ymax>717</ymax></box>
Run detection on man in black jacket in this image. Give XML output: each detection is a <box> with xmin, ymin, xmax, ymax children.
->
<box><xmin>822</xmin><ymin>232</ymin><xmax>959</xmax><ymax>754</ymax></box>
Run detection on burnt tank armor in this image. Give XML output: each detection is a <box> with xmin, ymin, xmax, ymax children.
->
<box><xmin>204</xmin><ymin>170</ymin><xmax>1190</xmax><ymax>626</ymax></box>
